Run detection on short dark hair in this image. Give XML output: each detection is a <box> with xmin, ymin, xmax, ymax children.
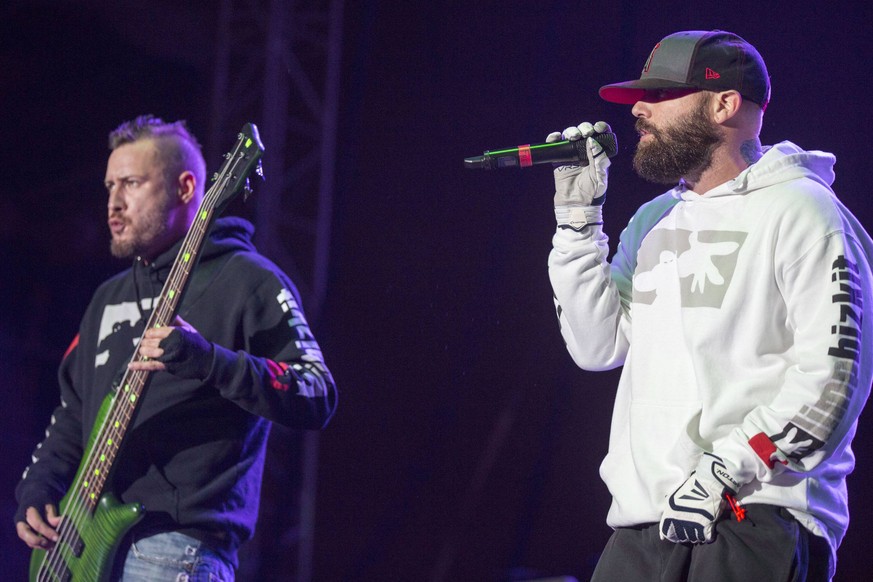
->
<box><xmin>108</xmin><ymin>114</ymin><xmax>206</xmax><ymax>197</ymax></box>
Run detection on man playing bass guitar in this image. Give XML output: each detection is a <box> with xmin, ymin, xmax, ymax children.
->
<box><xmin>15</xmin><ymin>115</ymin><xmax>337</xmax><ymax>581</ymax></box>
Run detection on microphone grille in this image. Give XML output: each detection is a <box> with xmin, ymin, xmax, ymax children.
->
<box><xmin>595</xmin><ymin>131</ymin><xmax>619</xmax><ymax>159</ymax></box>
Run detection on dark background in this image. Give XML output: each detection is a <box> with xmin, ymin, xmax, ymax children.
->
<box><xmin>2</xmin><ymin>1</ymin><xmax>872</xmax><ymax>580</ymax></box>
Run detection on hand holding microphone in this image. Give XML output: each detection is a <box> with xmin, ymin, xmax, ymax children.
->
<box><xmin>464</xmin><ymin>122</ymin><xmax>617</xmax><ymax>171</ymax></box>
<box><xmin>551</xmin><ymin>121</ymin><xmax>612</xmax><ymax>206</ymax></box>
<box><xmin>551</xmin><ymin>121</ymin><xmax>613</xmax><ymax>231</ymax></box>
<box><xmin>463</xmin><ymin>120</ymin><xmax>616</xmax><ymax>231</ymax></box>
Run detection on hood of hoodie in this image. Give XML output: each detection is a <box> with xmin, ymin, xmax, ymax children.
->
<box><xmin>142</xmin><ymin>216</ymin><xmax>256</xmax><ymax>274</ymax></box>
<box><xmin>130</xmin><ymin>216</ymin><xmax>257</xmax><ymax>306</ymax></box>
<box><xmin>679</xmin><ymin>141</ymin><xmax>836</xmax><ymax>201</ymax></box>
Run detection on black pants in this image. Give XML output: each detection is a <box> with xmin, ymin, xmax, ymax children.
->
<box><xmin>591</xmin><ymin>504</ymin><xmax>833</xmax><ymax>582</ymax></box>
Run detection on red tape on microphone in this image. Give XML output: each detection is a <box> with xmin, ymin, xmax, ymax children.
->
<box><xmin>517</xmin><ymin>144</ymin><xmax>532</xmax><ymax>168</ymax></box>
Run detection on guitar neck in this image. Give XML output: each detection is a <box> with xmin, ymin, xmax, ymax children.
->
<box><xmin>71</xmin><ymin>207</ymin><xmax>215</xmax><ymax>511</ymax></box>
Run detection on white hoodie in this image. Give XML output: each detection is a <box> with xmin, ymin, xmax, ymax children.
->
<box><xmin>549</xmin><ymin>142</ymin><xmax>873</xmax><ymax>559</ymax></box>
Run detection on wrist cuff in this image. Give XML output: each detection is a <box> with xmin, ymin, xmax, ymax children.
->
<box><xmin>555</xmin><ymin>204</ymin><xmax>602</xmax><ymax>231</ymax></box>
<box><xmin>700</xmin><ymin>452</ymin><xmax>742</xmax><ymax>493</ymax></box>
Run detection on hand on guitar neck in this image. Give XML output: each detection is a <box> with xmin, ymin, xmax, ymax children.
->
<box><xmin>129</xmin><ymin>315</ymin><xmax>214</xmax><ymax>379</ymax></box>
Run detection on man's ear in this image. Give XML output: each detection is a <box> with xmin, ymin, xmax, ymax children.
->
<box><xmin>176</xmin><ymin>171</ymin><xmax>197</xmax><ymax>204</ymax></box>
<box><xmin>712</xmin><ymin>90</ymin><xmax>743</xmax><ymax>124</ymax></box>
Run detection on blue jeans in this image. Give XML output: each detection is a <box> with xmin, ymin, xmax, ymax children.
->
<box><xmin>118</xmin><ymin>531</ymin><xmax>235</xmax><ymax>582</ymax></box>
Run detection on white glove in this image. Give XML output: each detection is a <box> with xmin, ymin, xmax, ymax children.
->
<box><xmin>659</xmin><ymin>452</ymin><xmax>741</xmax><ymax>544</ymax></box>
<box><xmin>550</xmin><ymin>120</ymin><xmax>611</xmax><ymax>202</ymax></box>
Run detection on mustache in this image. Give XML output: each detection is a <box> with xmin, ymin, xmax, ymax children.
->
<box><xmin>635</xmin><ymin>118</ymin><xmax>659</xmax><ymax>137</ymax></box>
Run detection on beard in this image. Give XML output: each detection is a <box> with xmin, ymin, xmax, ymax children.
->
<box><xmin>632</xmin><ymin>96</ymin><xmax>724</xmax><ymax>185</ymax></box>
<box><xmin>110</xmin><ymin>196</ymin><xmax>173</xmax><ymax>259</ymax></box>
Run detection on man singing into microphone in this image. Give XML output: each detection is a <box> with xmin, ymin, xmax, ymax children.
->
<box><xmin>547</xmin><ymin>30</ymin><xmax>873</xmax><ymax>580</ymax></box>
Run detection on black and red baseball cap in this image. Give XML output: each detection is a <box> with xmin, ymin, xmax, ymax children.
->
<box><xmin>599</xmin><ymin>30</ymin><xmax>771</xmax><ymax>109</ymax></box>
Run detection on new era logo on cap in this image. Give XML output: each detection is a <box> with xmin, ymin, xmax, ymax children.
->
<box><xmin>705</xmin><ymin>68</ymin><xmax>721</xmax><ymax>80</ymax></box>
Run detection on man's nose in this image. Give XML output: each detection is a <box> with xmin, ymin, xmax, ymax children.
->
<box><xmin>631</xmin><ymin>101</ymin><xmax>650</xmax><ymax>118</ymax></box>
<box><xmin>107</xmin><ymin>187</ymin><xmax>124</xmax><ymax>213</ymax></box>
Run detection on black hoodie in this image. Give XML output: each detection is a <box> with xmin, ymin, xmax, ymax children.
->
<box><xmin>15</xmin><ymin>217</ymin><xmax>337</xmax><ymax>566</ymax></box>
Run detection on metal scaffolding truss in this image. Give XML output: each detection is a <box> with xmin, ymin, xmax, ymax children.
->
<box><xmin>209</xmin><ymin>0</ymin><xmax>343</xmax><ymax>322</ymax></box>
<box><xmin>208</xmin><ymin>2</ymin><xmax>343</xmax><ymax>580</ymax></box>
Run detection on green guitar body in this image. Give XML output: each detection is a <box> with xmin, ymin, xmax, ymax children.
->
<box><xmin>29</xmin><ymin>393</ymin><xmax>144</xmax><ymax>582</ymax></box>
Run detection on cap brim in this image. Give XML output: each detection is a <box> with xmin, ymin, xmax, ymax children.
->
<box><xmin>599</xmin><ymin>78</ymin><xmax>695</xmax><ymax>104</ymax></box>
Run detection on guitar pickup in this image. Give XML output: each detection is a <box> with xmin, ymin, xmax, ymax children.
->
<box><xmin>66</xmin><ymin>524</ymin><xmax>85</xmax><ymax>557</ymax></box>
<box><xmin>44</xmin><ymin>558</ymin><xmax>73</xmax><ymax>582</ymax></box>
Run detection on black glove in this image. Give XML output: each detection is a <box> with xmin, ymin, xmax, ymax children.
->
<box><xmin>157</xmin><ymin>327</ymin><xmax>214</xmax><ymax>380</ymax></box>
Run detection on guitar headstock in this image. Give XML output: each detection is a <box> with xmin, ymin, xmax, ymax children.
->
<box><xmin>208</xmin><ymin>123</ymin><xmax>265</xmax><ymax>214</ymax></box>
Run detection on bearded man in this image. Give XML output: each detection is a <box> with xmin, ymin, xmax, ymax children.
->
<box><xmin>545</xmin><ymin>30</ymin><xmax>873</xmax><ymax>581</ymax></box>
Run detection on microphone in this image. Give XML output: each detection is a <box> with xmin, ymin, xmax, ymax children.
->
<box><xmin>464</xmin><ymin>131</ymin><xmax>618</xmax><ymax>170</ymax></box>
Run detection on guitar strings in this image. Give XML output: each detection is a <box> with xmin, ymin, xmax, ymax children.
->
<box><xmin>37</xmin><ymin>135</ymin><xmax>251</xmax><ymax>581</ymax></box>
